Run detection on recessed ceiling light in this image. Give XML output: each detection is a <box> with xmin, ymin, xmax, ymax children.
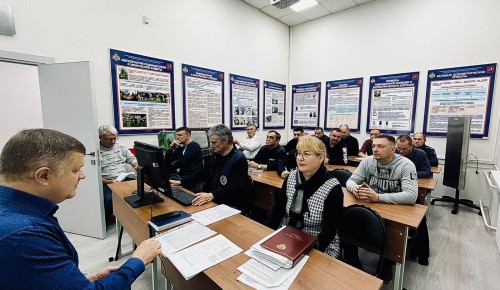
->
<box><xmin>290</xmin><ymin>0</ymin><xmax>318</xmax><ymax>12</ymax></box>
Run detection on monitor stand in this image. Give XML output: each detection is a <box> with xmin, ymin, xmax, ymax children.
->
<box><xmin>125</xmin><ymin>190</ymin><xmax>163</xmax><ymax>208</ymax></box>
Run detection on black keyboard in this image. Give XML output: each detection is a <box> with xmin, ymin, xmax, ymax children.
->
<box><xmin>171</xmin><ymin>187</ymin><xmax>195</xmax><ymax>206</ymax></box>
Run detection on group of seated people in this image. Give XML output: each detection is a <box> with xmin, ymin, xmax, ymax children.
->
<box><xmin>0</xmin><ymin>123</ymin><xmax>440</xmax><ymax>287</ymax></box>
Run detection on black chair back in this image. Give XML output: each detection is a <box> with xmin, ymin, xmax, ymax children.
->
<box><xmin>339</xmin><ymin>204</ymin><xmax>386</xmax><ymax>277</ymax></box>
<box><xmin>331</xmin><ymin>168</ymin><xmax>352</xmax><ymax>187</ymax></box>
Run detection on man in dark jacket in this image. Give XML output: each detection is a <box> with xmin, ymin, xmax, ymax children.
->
<box><xmin>249</xmin><ymin>130</ymin><xmax>286</xmax><ymax>171</ymax></box>
<box><xmin>413</xmin><ymin>132</ymin><xmax>439</xmax><ymax>166</ymax></box>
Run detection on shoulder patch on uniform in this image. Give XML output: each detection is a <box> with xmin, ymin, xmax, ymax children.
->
<box><xmin>411</xmin><ymin>172</ymin><xmax>417</xmax><ymax>180</ymax></box>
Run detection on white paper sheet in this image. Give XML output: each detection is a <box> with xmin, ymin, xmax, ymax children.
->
<box><xmin>191</xmin><ymin>204</ymin><xmax>241</xmax><ymax>226</ymax></box>
<box><xmin>167</xmin><ymin>234</ymin><xmax>242</xmax><ymax>280</ymax></box>
<box><xmin>244</xmin><ymin>249</ymin><xmax>281</xmax><ymax>271</ymax></box>
<box><xmin>237</xmin><ymin>256</ymin><xmax>309</xmax><ymax>288</ymax></box>
<box><xmin>115</xmin><ymin>171</ymin><xmax>135</xmax><ymax>181</ymax></box>
<box><xmin>155</xmin><ymin>221</ymin><xmax>216</xmax><ymax>255</ymax></box>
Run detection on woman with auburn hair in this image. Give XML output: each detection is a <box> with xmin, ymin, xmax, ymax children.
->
<box><xmin>268</xmin><ymin>137</ymin><xmax>344</xmax><ymax>258</ymax></box>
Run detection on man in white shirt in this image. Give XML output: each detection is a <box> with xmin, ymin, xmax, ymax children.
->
<box><xmin>234</xmin><ymin>123</ymin><xmax>262</xmax><ymax>160</ymax></box>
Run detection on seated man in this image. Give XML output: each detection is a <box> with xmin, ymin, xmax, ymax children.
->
<box><xmin>396</xmin><ymin>135</ymin><xmax>432</xmax><ymax>179</ymax></box>
<box><xmin>339</xmin><ymin>124</ymin><xmax>359</xmax><ymax>156</ymax></box>
<box><xmin>192</xmin><ymin>124</ymin><xmax>249</xmax><ymax>209</ymax></box>
<box><xmin>166</xmin><ymin>127</ymin><xmax>204</xmax><ymax>192</ymax></box>
<box><xmin>413</xmin><ymin>132</ymin><xmax>439</xmax><ymax>166</ymax></box>
<box><xmin>234</xmin><ymin>123</ymin><xmax>262</xmax><ymax>160</ymax></box>
<box><xmin>277</xmin><ymin>133</ymin><xmax>311</xmax><ymax>178</ymax></box>
<box><xmin>0</xmin><ymin>129</ymin><xmax>160</xmax><ymax>289</ymax></box>
<box><xmin>99</xmin><ymin>125</ymin><xmax>137</xmax><ymax>222</ymax></box>
<box><xmin>284</xmin><ymin>126</ymin><xmax>304</xmax><ymax>153</ymax></box>
<box><xmin>326</xmin><ymin>128</ymin><xmax>348</xmax><ymax>165</ymax></box>
<box><xmin>396</xmin><ymin>135</ymin><xmax>431</xmax><ymax>265</ymax></box>
<box><xmin>358</xmin><ymin>129</ymin><xmax>380</xmax><ymax>157</ymax></box>
<box><xmin>249</xmin><ymin>130</ymin><xmax>286</xmax><ymax>171</ymax></box>
<box><xmin>314</xmin><ymin>127</ymin><xmax>330</xmax><ymax>148</ymax></box>
<box><xmin>345</xmin><ymin>134</ymin><xmax>418</xmax><ymax>282</ymax></box>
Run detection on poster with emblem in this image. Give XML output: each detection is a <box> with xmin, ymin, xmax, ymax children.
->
<box><xmin>110</xmin><ymin>49</ymin><xmax>175</xmax><ymax>134</ymax></box>
<box><xmin>367</xmin><ymin>72</ymin><xmax>419</xmax><ymax>134</ymax></box>
<box><xmin>182</xmin><ymin>64</ymin><xmax>224</xmax><ymax>129</ymax></box>
<box><xmin>230</xmin><ymin>74</ymin><xmax>259</xmax><ymax>130</ymax></box>
<box><xmin>423</xmin><ymin>63</ymin><xmax>496</xmax><ymax>138</ymax></box>
<box><xmin>291</xmin><ymin>82</ymin><xmax>321</xmax><ymax>129</ymax></box>
<box><xmin>325</xmin><ymin>78</ymin><xmax>363</xmax><ymax>131</ymax></box>
<box><xmin>263</xmin><ymin>81</ymin><xmax>286</xmax><ymax>129</ymax></box>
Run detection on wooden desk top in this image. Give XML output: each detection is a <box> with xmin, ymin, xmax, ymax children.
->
<box><xmin>110</xmin><ymin>181</ymin><xmax>382</xmax><ymax>290</ymax></box>
<box><xmin>250</xmin><ymin>170</ymin><xmax>438</xmax><ymax>192</ymax></box>
<box><xmin>431</xmin><ymin>166</ymin><xmax>442</xmax><ymax>174</ymax></box>
<box><xmin>348</xmin><ymin>155</ymin><xmax>362</xmax><ymax>162</ymax></box>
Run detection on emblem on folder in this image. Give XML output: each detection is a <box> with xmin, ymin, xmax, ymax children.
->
<box><xmin>276</xmin><ymin>244</ymin><xmax>286</xmax><ymax>250</ymax></box>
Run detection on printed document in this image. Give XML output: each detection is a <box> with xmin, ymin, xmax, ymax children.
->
<box><xmin>191</xmin><ymin>204</ymin><xmax>241</xmax><ymax>226</ymax></box>
<box><xmin>155</xmin><ymin>221</ymin><xmax>216</xmax><ymax>255</ymax></box>
<box><xmin>167</xmin><ymin>234</ymin><xmax>242</xmax><ymax>280</ymax></box>
<box><xmin>237</xmin><ymin>255</ymin><xmax>309</xmax><ymax>288</ymax></box>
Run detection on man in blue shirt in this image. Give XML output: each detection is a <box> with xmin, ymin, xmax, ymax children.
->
<box><xmin>0</xmin><ymin>129</ymin><xmax>161</xmax><ymax>289</ymax></box>
<box><xmin>396</xmin><ymin>135</ymin><xmax>432</xmax><ymax>178</ymax></box>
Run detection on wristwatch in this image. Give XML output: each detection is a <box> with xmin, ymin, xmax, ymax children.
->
<box><xmin>258</xmin><ymin>164</ymin><xmax>261</xmax><ymax>169</ymax></box>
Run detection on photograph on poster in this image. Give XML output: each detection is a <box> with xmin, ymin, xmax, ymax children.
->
<box><xmin>110</xmin><ymin>49</ymin><xmax>175</xmax><ymax>134</ymax></box>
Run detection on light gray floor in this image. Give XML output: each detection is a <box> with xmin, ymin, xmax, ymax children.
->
<box><xmin>68</xmin><ymin>201</ymin><xmax>500</xmax><ymax>290</ymax></box>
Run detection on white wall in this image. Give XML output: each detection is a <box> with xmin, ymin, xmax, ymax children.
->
<box><xmin>0</xmin><ymin>61</ymin><xmax>43</xmax><ymax>148</ymax></box>
<box><xmin>290</xmin><ymin>0</ymin><xmax>500</xmax><ymax>163</ymax></box>
<box><xmin>0</xmin><ymin>0</ymin><xmax>290</xmax><ymax>148</ymax></box>
<box><xmin>290</xmin><ymin>0</ymin><xmax>500</xmax><ymax>201</ymax></box>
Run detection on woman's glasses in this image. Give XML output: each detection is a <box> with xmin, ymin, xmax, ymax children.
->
<box><xmin>295</xmin><ymin>151</ymin><xmax>319</xmax><ymax>160</ymax></box>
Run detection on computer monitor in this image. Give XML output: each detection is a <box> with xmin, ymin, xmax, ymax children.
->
<box><xmin>124</xmin><ymin>141</ymin><xmax>168</xmax><ymax>208</ymax></box>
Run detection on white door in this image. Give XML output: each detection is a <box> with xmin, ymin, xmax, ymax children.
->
<box><xmin>38</xmin><ymin>62</ymin><xmax>105</xmax><ymax>239</ymax></box>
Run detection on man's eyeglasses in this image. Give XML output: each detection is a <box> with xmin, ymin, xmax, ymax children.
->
<box><xmin>101</xmin><ymin>136</ymin><xmax>118</xmax><ymax>142</ymax></box>
<box><xmin>295</xmin><ymin>151</ymin><xmax>319</xmax><ymax>160</ymax></box>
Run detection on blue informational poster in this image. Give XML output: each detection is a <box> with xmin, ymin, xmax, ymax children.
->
<box><xmin>182</xmin><ymin>64</ymin><xmax>224</xmax><ymax>129</ymax></box>
<box><xmin>263</xmin><ymin>81</ymin><xmax>286</xmax><ymax>129</ymax></box>
<box><xmin>110</xmin><ymin>49</ymin><xmax>175</xmax><ymax>135</ymax></box>
<box><xmin>325</xmin><ymin>78</ymin><xmax>363</xmax><ymax>131</ymax></box>
<box><xmin>424</xmin><ymin>63</ymin><xmax>497</xmax><ymax>138</ymax></box>
<box><xmin>230</xmin><ymin>74</ymin><xmax>259</xmax><ymax>130</ymax></box>
<box><xmin>367</xmin><ymin>72</ymin><xmax>419</xmax><ymax>134</ymax></box>
<box><xmin>291</xmin><ymin>82</ymin><xmax>321</xmax><ymax>129</ymax></box>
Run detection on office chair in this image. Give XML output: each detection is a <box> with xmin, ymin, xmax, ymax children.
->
<box><xmin>331</xmin><ymin>168</ymin><xmax>352</xmax><ymax>187</ymax></box>
<box><xmin>190</xmin><ymin>129</ymin><xmax>212</xmax><ymax>158</ymax></box>
<box><xmin>339</xmin><ymin>204</ymin><xmax>386</xmax><ymax>278</ymax></box>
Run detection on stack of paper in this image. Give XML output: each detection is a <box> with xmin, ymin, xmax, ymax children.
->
<box><xmin>236</xmin><ymin>227</ymin><xmax>310</xmax><ymax>289</ymax></box>
<box><xmin>154</xmin><ymin>221</ymin><xmax>216</xmax><ymax>255</ymax></box>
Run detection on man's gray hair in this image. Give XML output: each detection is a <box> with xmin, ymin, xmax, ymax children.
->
<box><xmin>98</xmin><ymin>124</ymin><xmax>118</xmax><ymax>136</ymax></box>
<box><xmin>207</xmin><ymin>124</ymin><xmax>233</xmax><ymax>144</ymax></box>
<box><xmin>246</xmin><ymin>123</ymin><xmax>257</xmax><ymax>129</ymax></box>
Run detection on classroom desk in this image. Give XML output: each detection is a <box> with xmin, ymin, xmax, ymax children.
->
<box><xmin>431</xmin><ymin>166</ymin><xmax>442</xmax><ymax>174</ymax></box>
<box><xmin>110</xmin><ymin>181</ymin><xmax>382</xmax><ymax>290</ymax></box>
<box><xmin>249</xmin><ymin>171</ymin><xmax>427</xmax><ymax>290</ymax></box>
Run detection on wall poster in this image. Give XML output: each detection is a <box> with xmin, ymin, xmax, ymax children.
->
<box><xmin>424</xmin><ymin>63</ymin><xmax>497</xmax><ymax>138</ymax></box>
<box><xmin>325</xmin><ymin>78</ymin><xmax>363</xmax><ymax>131</ymax></box>
<box><xmin>263</xmin><ymin>81</ymin><xmax>286</xmax><ymax>129</ymax></box>
<box><xmin>230</xmin><ymin>74</ymin><xmax>259</xmax><ymax>130</ymax></box>
<box><xmin>291</xmin><ymin>82</ymin><xmax>321</xmax><ymax>129</ymax></box>
<box><xmin>110</xmin><ymin>49</ymin><xmax>175</xmax><ymax>134</ymax></box>
<box><xmin>367</xmin><ymin>72</ymin><xmax>419</xmax><ymax>134</ymax></box>
<box><xmin>182</xmin><ymin>64</ymin><xmax>224</xmax><ymax>129</ymax></box>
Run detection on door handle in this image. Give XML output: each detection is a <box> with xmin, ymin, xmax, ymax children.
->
<box><xmin>86</xmin><ymin>151</ymin><xmax>96</xmax><ymax>157</ymax></box>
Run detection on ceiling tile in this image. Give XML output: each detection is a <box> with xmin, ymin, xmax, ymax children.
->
<box><xmin>353</xmin><ymin>0</ymin><xmax>373</xmax><ymax>4</ymax></box>
<box><xmin>321</xmin><ymin>0</ymin><xmax>357</xmax><ymax>13</ymax></box>
<box><xmin>299</xmin><ymin>3</ymin><xmax>331</xmax><ymax>20</ymax></box>
<box><xmin>243</xmin><ymin>0</ymin><xmax>271</xmax><ymax>9</ymax></box>
<box><xmin>279</xmin><ymin>12</ymin><xmax>310</xmax><ymax>26</ymax></box>
<box><xmin>261</xmin><ymin>5</ymin><xmax>295</xmax><ymax>18</ymax></box>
